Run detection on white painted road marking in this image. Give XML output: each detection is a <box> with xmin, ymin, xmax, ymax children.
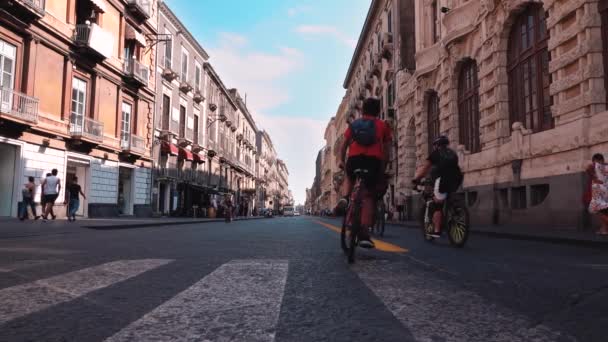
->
<box><xmin>105</xmin><ymin>259</ymin><xmax>289</xmax><ymax>342</ymax></box>
<box><xmin>355</xmin><ymin>261</ymin><xmax>577</xmax><ymax>342</ymax></box>
<box><xmin>0</xmin><ymin>259</ymin><xmax>172</xmax><ymax>325</ymax></box>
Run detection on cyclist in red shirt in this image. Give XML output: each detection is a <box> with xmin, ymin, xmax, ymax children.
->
<box><xmin>337</xmin><ymin>97</ymin><xmax>393</xmax><ymax>248</ymax></box>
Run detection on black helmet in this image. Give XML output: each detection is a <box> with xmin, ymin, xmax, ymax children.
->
<box><xmin>433</xmin><ymin>135</ymin><xmax>450</xmax><ymax>146</ymax></box>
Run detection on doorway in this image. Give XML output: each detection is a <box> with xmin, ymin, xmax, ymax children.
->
<box><xmin>66</xmin><ymin>160</ymin><xmax>89</xmax><ymax>217</ymax></box>
<box><xmin>118</xmin><ymin>167</ymin><xmax>134</xmax><ymax>215</ymax></box>
<box><xmin>0</xmin><ymin>143</ymin><xmax>17</xmax><ymax>217</ymax></box>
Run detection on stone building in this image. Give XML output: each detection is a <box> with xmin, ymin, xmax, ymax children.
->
<box><xmin>256</xmin><ymin>130</ymin><xmax>278</xmax><ymax>211</ymax></box>
<box><xmin>0</xmin><ymin>0</ymin><xmax>157</xmax><ymax>218</ymax></box>
<box><xmin>276</xmin><ymin>159</ymin><xmax>290</xmax><ymax>210</ymax></box>
<box><xmin>341</xmin><ymin>0</ymin><xmax>416</xmax><ymax>215</ymax></box>
<box><xmin>395</xmin><ymin>0</ymin><xmax>608</xmax><ymax>228</ymax></box>
<box><xmin>153</xmin><ymin>2</ymin><xmax>209</xmax><ymax>216</ymax></box>
<box><xmin>322</xmin><ymin>117</ymin><xmax>338</xmax><ymax>211</ymax></box>
<box><xmin>229</xmin><ymin>89</ymin><xmax>258</xmax><ymax>216</ymax></box>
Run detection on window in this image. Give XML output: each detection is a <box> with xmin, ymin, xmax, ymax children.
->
<box><xmin>161</xmin><ymin>94</ymin><xmax>170</xmax><ymax>130</ymax></box>
<box><xmin>508</xmin><ymin>4</ymin><xmax>552</xmax><ymax>133</ymax></box>
<box><xmin>387</xmin><ymin>82</ymin><xmax>395</xmax><ymax>108</ymax></box>
<box><xmin>70</xmin><ymin>78</ymin><xmax>87</xmax><ymax>130</ymax></box>
<box><xmin>164</xmin><ymin>28</ymin><xmax>172</xmax><ymax>68</ymax></box>
<box><xmin>427</xmin><ymin>91</ymin><xmax>440</xmax><ymax>152</ymax></box>
<box><xmin>193</xmin><ymin>114</ymin><xmax>199</xmax><ymax>145</ymax></box>
<box><xmin>458</xmin><ymin>60</ymin><xmax>481</xmax><ymax>153</ymax></box>
<box><xmin>181</xmin><ymin>49</ymin><xmax>188</xmax><ymax>82</ymax></box>
<box><xmin>599</xmin><ymin>0</ymin><xmax>608</xmax><ymax>102</ymax></box>
<box><xmin>179</xmin><ymin>105</ymin><xmax>186</xmax><ymax>137</ymax></box>
<box><xmin>121</xmin><ymin>102</ymin><xmax>132</xmax><ymax>145</ymax></box>
<box><xmin>0</xmin><ymin>40</ymin><xmax>16</xmax><ymax>111</ymax></box>
<box><xmin>511</xmin><ymin>186</ymin><xmax>527</xmax><ymax>209</ymax></box>
<box><xmin>388</xmin><ymin>10</ymin><xmax>392</xmax><ymax>33</ymax></box>
<box><xmin>195</xmin><ymin>63</ymin><xmax>201</xmax><ymax>91</ymax></box>
<box><xmin>431</xmin><ymin>1</ymin><xmax>439</xmax><ymax>44</ymax></box>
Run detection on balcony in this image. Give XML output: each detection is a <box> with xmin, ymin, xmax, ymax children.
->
<box><xmin>69</xmin><ymin>115</ymin><xmax>104</xmax><ymax>143</ymax></box>
<box><xmin>372</xmin><ymin>55</ymin><xmax>382</xmax><ymax>78</ymax></box>
<box><xmin>0</xmin><ymin>88</ymin><xmax>39</xmax><ymax>124</ymax></box>
<box><xmin>179</xmin><ymin>79</ymin><xmax>193</xmax><ymax>94</ymax></box>
<box><xmin>73</xmin><ymin>23</ymin><xmax>114</xmax><ymax>59</ymax></box>
<box><xmin>126</xmin><ymin>0</ymin><xmax>151</xmax><ymax>20</ymax></box>
<box><xmin>154</xmin><ymin>166</ymin><xmax>179</xmax><ymax>180</ymax></box>
<box><xmin>123</xmin><ymin>59</ymin><xmax>149</xmax><ymax>86</ymax></box>
<box><xmin>162</xmin><ymin>58</ymin><xmax>178</xmax><ymax>81</ymax></box>
<box><xmin>381</xmin><ymin>32</ymin><xmax>394</xmax><ymax>60</ymax></box>
<box><xmin>177</xmin><ymin>127</ymin><xmax>193</xmax><ymax>147</ymax></box>
<box><xmin>121</xmin><ymin>133</ymin><xmax>146</xmax><ymax>155</ymax></box>
<box><xmin>193</xmin><ymin>90</ymin><xmax>205</xmax><ymax>104</ymax></box>
<box><xmin>10</xmin><ymin>0</ymin><xmax>45</xmax><ymax>20</ymax></box>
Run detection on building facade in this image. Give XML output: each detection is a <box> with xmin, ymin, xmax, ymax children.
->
<box><xmin>153</xmin><ymin>2</ymin><xmax>209</xmax><ymax>216</ymax></box>
<box><xmin>341</xmin><ymin>0</ymin><xmax>416</xmax><ymax>216</ymax></box>
<box><xmin>0</xmin><ymin>0</ymin><xmax>157</xmax><ymax>218</ymax></box>
<box><xmin>391</xmin><ymin>0</ymin><xmax>608</xmax><ymax>228</ymax></box>
<box><xmin>256</xmin><ymin>130</ymin><xmax>278</xmax><ymax>211</ymax></box>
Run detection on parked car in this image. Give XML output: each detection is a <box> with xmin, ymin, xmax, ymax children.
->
<box><xmin>294</xmin><ymin>212</ymin><xmax>301</xmax><ymax>216</ymax></box>
<box><xmin>283</xmin><ymin>206</ymin><xmax>295</xmax><ymax>216</ymax></box>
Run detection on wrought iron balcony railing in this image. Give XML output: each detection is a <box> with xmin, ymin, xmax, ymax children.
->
<box><xmin>124</xmin><ymin>59</ymin><xmax>149</xmax><ymax>85</ymax></box>
<box><xmin>0</xmin><ymin>87</ymin><xmax>39</xmax><ymax>124</ymax></box>
<box><xmin>14</xmin><ymin>0</ymin><xmax>46</xmax><ymax>17</ymax></box>
<box><xmin>121</xmin><ymin>133</ymin><xmax>146</xmax><ymax>155</ymax></box>
<box><xmin>126</xmin><ymin>0</ymin><xmax>151</xmax><ymax>19</ymax></box>
<box><xmin>69</xmin><ymin>115</ymin><xmax>104</xmax><ymax>142</ymax></box>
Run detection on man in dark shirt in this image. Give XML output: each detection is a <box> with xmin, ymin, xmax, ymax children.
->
<box><xmin>66</xmin><ymin>176</ymin><xmax>86</xmax><ymax>222</ymax></box>
<box><xmin>413</xmin><ymin>135</ymin><xmax>463</xmax><ymax>237</ymax></box>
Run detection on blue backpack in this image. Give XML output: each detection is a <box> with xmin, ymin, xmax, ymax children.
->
<box><xmin>350</xmin><ymin>119</ymin><xmax>377</xmax><ymax>146</ymax></box>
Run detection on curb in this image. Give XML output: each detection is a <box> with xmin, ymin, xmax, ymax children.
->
<box><xmin>84</xmin><ymin>217</ymin><xmax>269</xmax><ymax>230</ymax></box>
<box><xmin>383</xmin><ymin>221</ymin><xmax>608</xmax><ymax>248</ymax></box>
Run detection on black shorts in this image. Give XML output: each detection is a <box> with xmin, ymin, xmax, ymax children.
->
<box><xmin>346</xmin><ymin>155</ymin><xmax>382</xmax><ymax>188</ymax></box>
<box><xmin>43</xmin><ymin>194</ymin><xmax>58</xmax><ymax>204</ymax></box>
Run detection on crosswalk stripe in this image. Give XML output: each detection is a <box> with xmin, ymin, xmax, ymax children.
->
<box><xmin>355</xmin><ymin>261</ymin><xmax>577</xmax><ymax>342</ymax></box>
<box><xmin>0</xmin><ymin>259</ymin><xmax>172</xmax><ymax>325</ymax></box>
<box><xmin>105</xmin><ymin>259</ymin><xmax>289</xmax><ymax>342</ymax></box>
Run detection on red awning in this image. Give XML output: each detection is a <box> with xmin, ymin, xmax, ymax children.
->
<box><xmin>161</xmin><ymin>141</ymin><xmax>178</xmax><ymax>156</ymax></box>
<box><xmin>193</xmin><ymin>153</ymin><xmax>204</xmax><ymax>163</ymax></box>
<box><xmin>179</xmin><ymin>148</ymin><xmax>194</xmax><ymax>161</ymax></box>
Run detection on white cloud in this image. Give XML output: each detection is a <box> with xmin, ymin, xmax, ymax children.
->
<box><xmin>209</xmin><ymin>32</ymin><xmax>321</xmax><ymax>204</ymax></box>
<box><xmin>296</xmin><ymin>25</ymin><xmax>357</xmax><ymax>48</ymax></box>
<box><xmin>209</xmin><ymin>33</ymin><xmax>303</xmax><ymax>111</ymax></box>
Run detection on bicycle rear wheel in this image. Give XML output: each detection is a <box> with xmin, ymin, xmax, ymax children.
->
<box><xmin>447</xmin><ymin>205</ymin><xmax>469</xmax><ymax>247</ymax></box>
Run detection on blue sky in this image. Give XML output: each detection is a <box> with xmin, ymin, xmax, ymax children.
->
<box><xmin>166</xmin><ymin>0</ymin><xmax>370</xmax><ymax>204</ymax></box>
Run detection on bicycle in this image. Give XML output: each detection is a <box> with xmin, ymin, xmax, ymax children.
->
<box><xmin>413</xmin><ymin>179</ymin><xmax>469</xmax><ymax>247</ymax></box>
<box><xmin>373</xmin><ymin>198</ymin><xmax>385</xmax><ymax>236</ymax></box>
<box><xmin>341</xmin><ymin>168</ymin><xmax>373</xmax><ymax>264</ymax></box>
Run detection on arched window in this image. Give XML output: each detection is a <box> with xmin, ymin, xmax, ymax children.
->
<box><xmin>508</xmin><ymin>4</ymin><xmax>552</xmax><ymax>133</ymax></box>
<box><xmin>427</xmin><ymin>91</ymin><xmax>440</xmax><ymax>152</ymax></box>
<box><xmin>458</xmin><ymin>60</ymin><xmax>480</xmax><ymax>153</ymax></box>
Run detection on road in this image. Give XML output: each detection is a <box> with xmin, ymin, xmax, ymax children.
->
<box><xmin>0</xmin><ymin>216</ymin><xmax>607</xmax><ymax>342</ymax></box>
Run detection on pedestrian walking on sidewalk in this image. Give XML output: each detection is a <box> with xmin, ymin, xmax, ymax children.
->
<box><xmin>587</xmin><ymin>153</ymin><xmax>608</xmax><ymax>236</ymax></box>
<box><xmin>66</xmin><ymin>176</ymin><xmax>86</xmax><ymax>222</ymax></box>
<box><xmin>41</xmin><ymin>169</ymin><xmax>61</xmax><ymax>221</ymax></box>
<box><xmin>19</xmin><ymin>176</ymin><xmax>39</xmax><ymax>221</ymax></box>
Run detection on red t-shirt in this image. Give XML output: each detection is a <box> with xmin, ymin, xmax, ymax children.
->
<box><xmin>344</xmin><ymin>116</ymin><xmax>393</xmax><ymax>160</ymax></box>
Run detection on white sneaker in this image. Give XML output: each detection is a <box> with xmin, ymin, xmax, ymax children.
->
<box><xmin>359</xmin><ymin>239</ymin><xmax>375</xmax><ymax>249</ymax></box>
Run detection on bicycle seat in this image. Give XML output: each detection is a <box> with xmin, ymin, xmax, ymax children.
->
<box><xmin>353</xmin><ymin>169</ymin><xmax>369</xmax><ymax>176</ymax></box>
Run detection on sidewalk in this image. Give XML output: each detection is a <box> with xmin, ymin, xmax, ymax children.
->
<box><xmin>0</xmin><ymin>216</ymin><xmax>268</xmax><ymax>239</ymax></box>
<box><xmin>385</xmin><ymin>219</ymin><xmax>608</xmax><ymax>247</ymax></box>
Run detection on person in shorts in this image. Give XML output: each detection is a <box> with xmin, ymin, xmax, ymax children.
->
<box><xmin>41</xmin><ymin>169</ymin><xmax>61</xmax><ymax>221</ymax></box>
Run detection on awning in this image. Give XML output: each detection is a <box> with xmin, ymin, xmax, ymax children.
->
<box><xmin>193</xmin><ymin>153</ymin><xmax>203</xmax><ymax>164</ymax></box>
<box><xmin>89</xmin><ymin>0</ymin><xmax>107</xmax><ymax>13</ymax></box>
<box><xmin>179</xmin><ymin>147</ymin><xmax>194</xmax><ymax>161</ymax></box>
<box><xmin>161</xmin><ymin>141</ymin><xmax>178</xmax><ymax>156</ymax></box>
<box><xmin>125</xmin><ymin>25</ymin><xmax>147</xmax><ymax>47</ymax></box>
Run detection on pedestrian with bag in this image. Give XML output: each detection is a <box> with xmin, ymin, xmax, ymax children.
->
<box><xmin>19</xmin><ymin>176</ymin><xmax>39</xmax><ymax>221</ymax></box>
